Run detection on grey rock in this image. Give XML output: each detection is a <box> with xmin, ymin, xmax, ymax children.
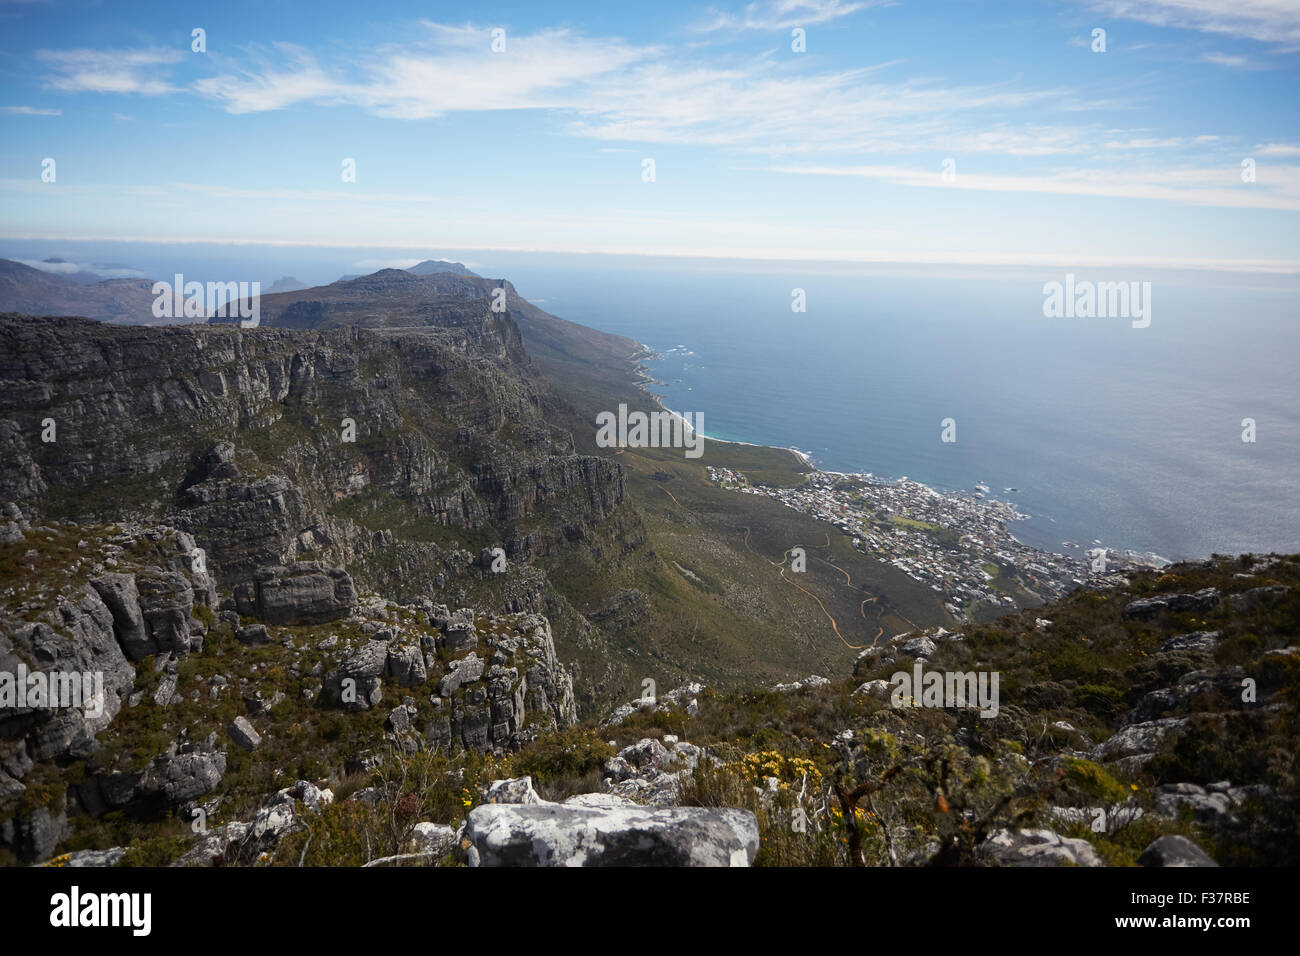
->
<box><xmin>772</xmin><ymin>674</ymin><xmax>832</xmax><ymax>692</ymax></box>
<box><xmin>463</xmin><ymin>803</ymin><xmax>760</xmax><ymax>866</ymax></box>
<box><xmin>980</xmin><ymin>828</ymin><xmax>1103</xmax><ymax>867</ymax></box>
<box><xmin>619</xmin><ymin>737</ymin><xmax>671</xmax><ymax>771</ymax></box>
<box><xmin>1228</xmin><ymin>585</ymin><xmax>1288</xmax><ymax>611</ymax></box>
<box><xmin>61</xmin><ymin>847</ymin><xmax>127</xmax><ymax>867</ymax></box>
<box><xmin>853</xmin><ymin>679</ymin><xmax>891</xmax><ymax>698</ymax></box>
<box><xmin>1092</xmin><ymin>718</ymin><xmax>1187</xmax><ymax>762</ymax></box>
<box><xmin>228</xmin><ymin>716</ymin><xmax>262</xmax><ymax>751</ymax></box>
<box><xmin>1123</xmin><ymin>588</ymin><xmax>1220</xmax><ymax>620</ymax></box>
<box><xmin>902</xmin><ymin>636</ymin><xmax>938</xmax><ymax>659</ymax></box>
<box><xmin>236</xmin><ymin>562</ymin><xmax>357</xmax><ymax>626</ymax></box>
<box><xmin>481</xmin><ymin>776</ymin><xmax>543</xmax><ymax>805</ymax></box>
<box><xmin>1160</xmin><ymin>630</ymin><xmax>1222</xmax><ymax>654</ymax></box>
<box><xmin>412</xmin><ymin>822</ymin><xmax>457</xmax><ymax>857</ymax></box>
<box><xmin>6</xmin><ymin>805</ymin><xmax>67</xmax><ymax>863</ymax></box>
<box><xmin>235</xmin><ymin>623</ymin><xmax>270</xmax><ymax>645</ymax></box>
<box><xmin>602</xmin><ymin>755</ymin><xmax>634</xmax><ymax>783</ymax></box>
<box><xmin>1138</xmin><ymin>835</ymin><xmax>1218</xmax><ymax>867</ymax></box>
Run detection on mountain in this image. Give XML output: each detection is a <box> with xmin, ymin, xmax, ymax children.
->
<box><xmin>0</xmin><ymin>258</ymin><xmax>170</xmax><ymax>325</ymax></box>
<box><xmin>265</xmin><ymin>276</ymin><xmax>309</xmax><ymax>294</ymax></box>
<box><xmin>407</xmin><ymin>259</ymin><xmax>476</xmax><ymax>277</ymax></box>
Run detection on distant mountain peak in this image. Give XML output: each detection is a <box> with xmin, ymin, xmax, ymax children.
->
<box><xmin>266</xmin><ymin>276</ymin><xmax>308</xmax><ymax>294</ymax></box>
<box><xmin>407</xmin><ymin>259</ymin><xmax>477</xmax><ymax>277</ymax></box>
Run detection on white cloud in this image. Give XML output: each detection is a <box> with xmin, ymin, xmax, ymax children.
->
<box><xmin>764</xmin><ymin>161</ymin><xmax>1300</xmax><ymax>210</ymax></box>
<box><xmin>195</xmin><ymin>26</ymin><xmax>652</xmax><ymax>117</ymax></box>
<box><xmin>1086</xmin><ymin>0</ymin><xmax>1300</xmax><ymax>50</ymax></box>
<box><xmin>188</xmin><ymin>23</ymin><xmax>1095</xmax><ymax>159</ymax></box>
<box><xmin>37</xmin><ymin>47</ymin><xmax>182</xmax><ymax>95</ymax></box>
<box><xmin>15</xmin><ymin>258</ymin><xmax>146</xmax><ymax>278</ymax></box>
<box><xmin>695</xmin><ymin>0</ymin><xmax>886</xmax><ymax>32</ymax></box>
<box><xmin>1200</xmin><ymin>51</ymin><xmax>1270</xmax><ymax>68</ymax></box>
<box><xmin>33</xmin><ymin>22</ymin><xmax>1138</xmax><ymax>166</ymax></box>
<box><xmin>1</xmin><ymin>105</ymin><xmax>60</xmax><ymax>115</ymax></box>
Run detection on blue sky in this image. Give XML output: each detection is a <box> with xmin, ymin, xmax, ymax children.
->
<box><xmin>1</xmin><ymin>0</ymin><xmax>1297</xmax><ymax>272</ymax></box>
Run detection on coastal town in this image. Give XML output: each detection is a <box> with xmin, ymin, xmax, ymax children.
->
<box><xmin>708</xmin><ymin>465</ymin><xmax>1169</xmax><ymax>618</ymax></box>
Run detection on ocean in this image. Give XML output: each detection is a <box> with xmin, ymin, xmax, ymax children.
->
<box><xmin>5</xmin><ymin>241</ymin><xmax>1297</xmax><ymax>561</ymax></box>
<box><xmin>500</xmin><ymin>259</ymin><xmax>1300</xmax><ymax>562</ymax></box>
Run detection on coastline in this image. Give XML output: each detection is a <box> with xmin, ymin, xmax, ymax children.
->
<box><xmin>626</xmin><ymin>340</ymin><xmax>1171</xmax><ymax>571</ymax></box>
<box><xmin>629</xmin><ymin>341</ymin><xmax>814</xmax><ymax>469</ymax></box>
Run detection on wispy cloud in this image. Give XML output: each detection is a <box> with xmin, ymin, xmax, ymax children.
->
<box><xmin>1086</xmin><ymin>0</ymin><xmax>1300</xmax><ymax>51</ymax></box>
<box><xmin>37</xmin><ymin>47</ymin><xmax>182</xmax><ymax>95</ymax></box>
<box><xmin>1</xmin><ymin>104</ymin><xmax>60</xmax><ymax>114</ymax></box>
<box><xmin>695</xmin><ymin>0</ymin><xmax>886</xmax><ymax>32</ymax></box>
<box><xmin>195</xmin><ymin>25</ymin><xmax>651</xmax><ymax>117</ymax></box>
<box><xmin>1200</xmin><ymin>51</ymin><xmax>1270</xmax><ymax>69</ymax></box>
<box><xmin>764</xmin><ymin>162</ymin><xmax>1300</xmax><ymax>211</ymax></box>
<box><xmin>186</xmin><ymin>22</ymin><xmax>1099</xmax><ymax>159</ymax></box>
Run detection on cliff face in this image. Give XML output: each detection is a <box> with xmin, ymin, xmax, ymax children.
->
<box><xmin>0</xmin><ymin>302</ymin><xmax>630</xmax><ymax>863</ymax></box>
<box><xmin>0</xmin><ymin>313</ymin><xmax>635</xmax><ymax>593</ymax></box>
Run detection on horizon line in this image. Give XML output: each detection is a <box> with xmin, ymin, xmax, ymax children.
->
<box><xmin>2</xmin><ymin>234</ymin><xmax>1297</xmax><ymax>276</ymax></box>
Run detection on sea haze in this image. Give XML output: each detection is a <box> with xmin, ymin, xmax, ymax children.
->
<box><xmin>503</xmin><ymin>260</ymin><xmax>1300</xmax><ymax>562</ymax></box>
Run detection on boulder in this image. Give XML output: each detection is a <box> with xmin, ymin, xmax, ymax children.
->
<box><xmin>228</xmin><ymin>716</ymin><xmax>262</xmax><ymax>751</ymax></box>
<box><xmin>980</xmin><ymin>828</ymin><xmax>1103</xmax><ymax>867</ymax></box>
<box><xmin>1138</xmin><ymin>835</ymin><xmax>1218</xmax><ymax>867</ymax></box>
<box><xmin>901</xmin><ymin>636</ymin><xmax>938</xmax><ymax>659</ymax></box>
<box><xmin>139</xmin><ymin>735</ymin><xmax>226</xmax><ymax>804</ymax></box>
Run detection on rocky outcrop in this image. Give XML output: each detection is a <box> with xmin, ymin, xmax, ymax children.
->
<box><xmin>233</xmin><ymin>562</ymin><xmax>357</xmax><ymax>625</ymax></box>
<box><xmin>1123</xmin><ymin>589</ymin><xmax>1221</xmax><ymax>620</ymax></box>
<box><xmin>463</xmin><ymin>802</ymin><xmax>759</xmax><ymax>867</ymax></box>
<box><xmin>601</xmin><ymin>682</ymin><xmax>703</xmax><ymax>727</ymax></box>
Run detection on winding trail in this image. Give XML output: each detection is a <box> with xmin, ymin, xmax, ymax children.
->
<box><xmin>641</xmin><ymin>474</ymin><xmax>894</xmax><ymax>652</ymax></box>
<box><xmin>742</xmin><ymin>525</ymin><xmax>881</xmax><ymax>650</ymax></box>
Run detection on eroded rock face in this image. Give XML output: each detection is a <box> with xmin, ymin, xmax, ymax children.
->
<box><xmin>0</xmin><ymin>583</ymin><xmax>135</xmax><ymax>768</ymax></box>
<box><xmin>463</xmin><ymin>803</ymin><xmax>759</xmax><ymax>867</ymax></box>
<box><xmin>235</xmin><ymin>562</ymin><xmax>357</xmax><ymax>626</ymax></box>
<box><xmin>423</xmin><ymin>613</ymin><xmax>575</xmax><ymax>753</ymax></box>
<box><xmin>0</xmin><ymin>315</ymin><xmax>633</xmax><ymax>598</ymax></box>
